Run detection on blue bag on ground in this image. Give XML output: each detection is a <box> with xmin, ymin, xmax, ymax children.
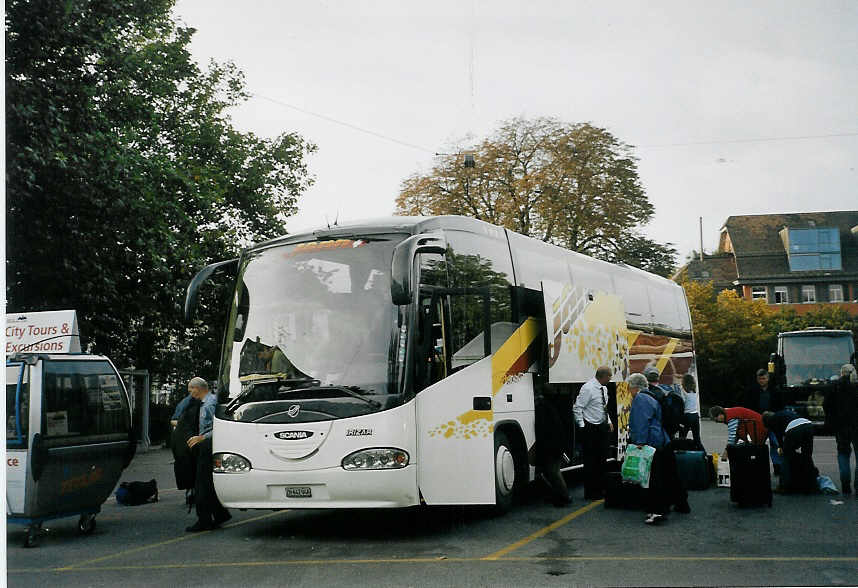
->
<box><xmin>817</xmin><ymin>475</ymin><xmax>839</xmax><ymax>495</ymax></box>
<box><xmin>621</xmin><ymin>445</ymin><xmax>656</xmax><ymax>488</ymax></box>
<box><xmin>115</xmin><ymin>479</ymin><xmax>159</xmax><ymax>505</ymax></box>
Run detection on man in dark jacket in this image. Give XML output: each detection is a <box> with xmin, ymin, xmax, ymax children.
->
<box><xmin>823</xmin><ymin>364</ymin><xmax>858</xmax><ymax>496</ymax></box>
<box><xmin>748</xmin><ymin>369</ymin><xmax>784</xmax><ymax>414</ymax></box>
<box><xmin>184</xmin><ymin>377</ymin><xmax>231</xmax><ymax>532</ymax></box>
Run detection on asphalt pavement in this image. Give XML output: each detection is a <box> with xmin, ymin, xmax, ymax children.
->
<box><xmin>6</xmin><ymin>419</ymin><xmax>858</xmax><ymax>587</ymax></box>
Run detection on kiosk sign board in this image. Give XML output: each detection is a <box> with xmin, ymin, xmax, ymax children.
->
<box><xmin>5</xmin><ymin>310</ymin><xmax>81</xmax><ymax>353</ymax></box>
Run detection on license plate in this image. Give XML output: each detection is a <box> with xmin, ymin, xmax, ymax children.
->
<box><xmin>285</xmin><ymin>486</ymin><xmax>312</xmax><ymax>498</ymax></box>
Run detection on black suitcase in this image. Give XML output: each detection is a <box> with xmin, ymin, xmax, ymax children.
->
<box><xmin>726</xmin><ymin>443</ymin><xmax>772</xmax><ymax>507</ymax></box>
<box><xmin>675</xmin><ymin>450</ymin><xmax>709</xmax><ymax>490</ymax></box>
<box><xmin>604</xmin><ymin>471</ymin><xmax>646</xmax><ymax>510</ymax></box>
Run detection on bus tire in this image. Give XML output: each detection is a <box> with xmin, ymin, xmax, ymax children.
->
<box><xmin>78</xmin><ymin>514</ymin><xmax>97</xmax><ymax>535</ymax></box>
<box><xmin>493</xmin><ymin>430</ymin><xmax>517</xmax><ymax>514</ymax></box>
<box><xmin>24</xmin><ymin>524</ymin><xmax>41</xmax><ymax>548</ymax></box>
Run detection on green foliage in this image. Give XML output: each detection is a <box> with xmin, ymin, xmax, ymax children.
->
<box><xmin>683</xmin><ymin>281</ymin><xmax>858</xmax><ymax>407</ymax></box>
<box><xmin>395</xmin><ymin>116</ymin><xmax>677</xmax><ymax>277</ymax></box>
<box><xmin>6</xmin><ymin>0</ymin><xmax>316</xmax><ymax>384</ymax></box>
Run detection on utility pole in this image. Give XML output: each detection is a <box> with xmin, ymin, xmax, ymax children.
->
<box><xmin>699</xmin><ymin>217</ymin><xmax>704</xmax><ymax>261</ymax></box>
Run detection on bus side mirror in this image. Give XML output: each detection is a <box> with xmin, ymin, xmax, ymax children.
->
<box><xmin>390</xmin><ymin>234</ymin><xmax>446</xmax><ymax>305</ymax></box>
<box><xmin>184</xmin><ymin>259</ymin><xmax>238</xmax><ymax>323</ymax></box>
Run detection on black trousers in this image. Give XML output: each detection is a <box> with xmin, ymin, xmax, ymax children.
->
<box><xmin>193</xmin><ymin>437</ymin><xmax>230</xmax><ymax>524</ymax></box>
<box><xmin>581</xmin><ymin>422</ymin><xmax>609</xmax><ymax>498</ymax></box>
<box><xmin>537</xmin><ymin>452</ymin><xmax>570</xmax><ymax>504</ymax></box>
<box><xmin>783</xmin><ymin>423</ymin><xmax>816</xmax><ymax>492</ymax></box>
<box><xmin>645</xmin><ymin>445</ymin><xmax>688</xmax><ymax>515</ymax></box>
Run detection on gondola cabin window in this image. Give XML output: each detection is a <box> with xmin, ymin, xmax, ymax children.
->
<box><xmin>42</xmin><ymin>360</ymin><xmax>130</xmax><ymax>446</ymax></box>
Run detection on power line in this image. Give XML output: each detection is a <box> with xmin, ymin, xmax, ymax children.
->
<box><xmin>250</xmin><ymin>93</ymin><xmax>858</xmax><ymax>154</ymax></box>
<box><xmin>638</xmin><ymin>131</ymin><xmax>858</xmax><ymax>149</ymax></box>
<box><xmin>252</xmin><ymin>93</ymin><xmax>436</xmax><ymax>154</ymax></box>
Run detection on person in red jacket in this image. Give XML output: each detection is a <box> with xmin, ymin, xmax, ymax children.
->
<box><xmin>708</xmin><ymin>406</ymin><xmax>768</xmax><ymax>449</ymax></box>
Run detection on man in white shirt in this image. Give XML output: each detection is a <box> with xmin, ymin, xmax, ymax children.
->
<box><xmin>574</xmin><ymin>366</ymin><xmax>614</xmax><ymax>500</ymax></box>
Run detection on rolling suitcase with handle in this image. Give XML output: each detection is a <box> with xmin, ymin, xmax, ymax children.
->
<box><xmin>726</xmin><ymin>441</ymin><xmax>772</xmax><ymax>507</ymax></box>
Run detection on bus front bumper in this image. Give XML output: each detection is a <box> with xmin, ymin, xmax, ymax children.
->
<box><xmin>213</xmin><ymin>464</ymin><xmax>419</xmax><ymax>509</ymax></box>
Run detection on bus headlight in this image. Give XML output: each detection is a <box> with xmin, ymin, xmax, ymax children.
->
<box><xmin>342</xmin><ymin>448</ymin><xmax>409</xmax><ymax>470</ymax></box>
<box><xmin>213</xmin><ymin>452</ymin><xmax>252</xmax><ymax>473</ymax></box>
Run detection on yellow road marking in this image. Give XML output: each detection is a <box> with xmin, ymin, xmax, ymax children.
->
<box><xmin>54</xmin><ymin>510</ymin><xmax>290</xmax><ymax>571</ymax></box>
<box><xmin>12</xmin><ymin>555</ymin><xmax>858</xmax><ymax>574</ymax></box>
<box><xmin>481</xmin><ymin>499</ymin><xmax>604</xmax><ymax>560</ymax></box>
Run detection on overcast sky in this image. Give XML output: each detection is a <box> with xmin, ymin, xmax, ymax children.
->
<box><xmin>173</xmin><ymin>0</ymin><xmax>858</xmax><ymax>263</ymax></box>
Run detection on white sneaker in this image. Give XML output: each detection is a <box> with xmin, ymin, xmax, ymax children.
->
<box><xmin>644</xmin><ymin>513</ymin><xmax>664</xmax><ymax>525</ymax></box>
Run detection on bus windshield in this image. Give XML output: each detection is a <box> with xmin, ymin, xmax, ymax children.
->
<box><xmin>220</xmin><ymin>236</ymin><xmax>406</xmax><ymax>416</ymax></box>
<box><xmin>782</xmin><ymin>334</ymin><xmax>854</xmax><ymax>386</ymax></box>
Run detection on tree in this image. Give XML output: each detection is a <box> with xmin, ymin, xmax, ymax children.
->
<box><xmin>683</xmin><ymin>282</ymin><xmax>772</xmax><ymax>407</ymax></box>
<box><xmin>396</xmin><ymin>116</ymin><xmax>676</xmax><ymax>276</ymax></box>
<box><xmin>6</xmin><ymin>0</ymin><xmax>316</xmax><ymax>383</ymax></box>
<box><xmin>682</xmin><ymin>280</ymin><xmax>858</xmax><ymax>408</ymax></box>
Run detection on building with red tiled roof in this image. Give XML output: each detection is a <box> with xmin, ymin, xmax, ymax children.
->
<box><xmin>675</xmin><ymin>211</ymin><xmax>858</xmax><ymax>314</ymax></box>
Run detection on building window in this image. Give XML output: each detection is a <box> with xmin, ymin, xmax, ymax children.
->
<box><xmin>784</xmin><ymin>227</ymin><xmax>842</xmax><ymax>272</ymax></box>
<box><xmin>801</xmin><ymin>285</ymin><xmax>816</xmax><ymax>303</ymax></box>
<box><xmin>751</xmin><ymin>287</ymin><xmax>767</xmax><ymax>301</ymax></box>
<box><xmin>829</xmin><ymin>284</ymin><xmax>844</xmax><ymax>303</ymax></box>
<box><xmin>774</xmin><ymin>286</ymin><xmax>789</xmax><ymax>304</ymax></box>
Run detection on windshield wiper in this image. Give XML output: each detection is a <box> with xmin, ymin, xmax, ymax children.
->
<box><xmin>227</xmin><ymin>375</ymin><xmax>320</xmax><ymax>413</ymax></box>
<box><xmin>314</xmin><ymin>385</ymin><xmax>382</xmax><ymax>409</ymax></box>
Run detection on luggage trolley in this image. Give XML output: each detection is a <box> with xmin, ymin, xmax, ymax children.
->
<box><xmin>6</xmin><ymin>353</ymin><xmax>136</xmax><ymax>547</ymax></box>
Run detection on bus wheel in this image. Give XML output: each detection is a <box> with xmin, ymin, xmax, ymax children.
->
<box><xmin>24</xmin><ymin>524</ymin><xmax>41</xmax><ymax>548</ymax></box>
<box><xmin>494</xmin><ymin>431</ymin><xmax>517</xmax><ymax>514</ymax></box>
<box><xmin>78</xmin><ymin>514</ymin><xmax>97</xmax><ymax>535</ymax></box>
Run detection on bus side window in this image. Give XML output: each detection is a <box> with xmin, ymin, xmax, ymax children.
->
<box><xmin>445</xmin><ymin>230</ymin><xmax>515</xmax><ymax>363</ymax></box>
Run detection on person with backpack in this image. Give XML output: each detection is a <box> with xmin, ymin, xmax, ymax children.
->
<box><xmin>642</xmin><ymin>367</ymin><xmax>683</xmax><ymax>441</ymax></box>
<box><xmin>184</xmin><ymin>377</ymin><xmax>231</xmax><ymax>532</ymax></box>
<box><xmin>628</xmin><ymin>372</ymin><xmax>690</xmax><ymax>524</ymax></box>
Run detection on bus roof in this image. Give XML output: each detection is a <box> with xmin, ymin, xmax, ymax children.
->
<box><xmin>246</xmin><ymin>215</ymin><xmax>680</xmax><ymax>288</ymax></box>
<box><xmin>778</xmin><ymin>329</ymin><xmax>853</xmax><ymax>337</ymax></box>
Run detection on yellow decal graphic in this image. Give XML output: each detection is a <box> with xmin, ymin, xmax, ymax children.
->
<box><xmin>576</xmin><ymin>295</ymin><xmax>628</xmax><ymax>376</ymax></box>
<box><xmin>429</xmin><ymin>413</ymin><xmax>493</xmax><ymax>440</ymax></box>
<box><xmin>616</xmin><ymin>330</ymin><xmax>642</xmax><ymax>455</ymax></box>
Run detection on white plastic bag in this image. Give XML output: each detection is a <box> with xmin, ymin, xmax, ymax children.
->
<box><xmin>716</xmin><ymin>455</ymin><xmax>731</xmax><ymax>488</ymax></box>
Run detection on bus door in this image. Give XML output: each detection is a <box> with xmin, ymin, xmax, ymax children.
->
<box><xmin>32</xmin><ymin>358</ymin><xmax>133</xmax><ymax>516</ymax></box>
<box><xmin>6</xmin><ymin>361</ymin><xmax>30</xmax><ymax>515</ymax></box>
<box><xmin>415</xmin><ymin>286</ymin><xmax>495</xmax><ymax>504</ymax></box>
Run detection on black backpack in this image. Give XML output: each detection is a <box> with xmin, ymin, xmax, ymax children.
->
<box><xmin>115</xmin><ymin>479</ymin><xmax>159</xmax><ymax>505</ymax></box>
<box><xmin>644</xmin><ymin>385</ymin><xmax>683</xmax><ymax>438</ymax></box>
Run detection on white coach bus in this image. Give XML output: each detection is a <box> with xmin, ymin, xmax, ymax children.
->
<box><xmin>184</xmin><ymin>216</ymin><xmax>695</xmax><ymax>512</ymax></box>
